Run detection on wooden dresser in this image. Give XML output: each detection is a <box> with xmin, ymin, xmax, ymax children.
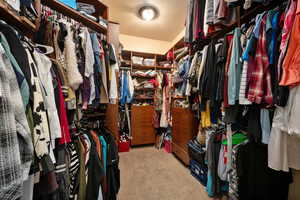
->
<box><xmin>131</xmin><ymin>105</ymin><xmax>156</xmax><ymax>146</ymax></box>
<box><xmin>172</xmin><ymin>107</ymin><xmax>198</xmax><ymax>165</ymax></box>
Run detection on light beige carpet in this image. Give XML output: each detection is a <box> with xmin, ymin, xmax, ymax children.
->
<box><xmin>118</xmin><ymin>146</ymin><xmax>211</xmax><ymax>200</ymax></box>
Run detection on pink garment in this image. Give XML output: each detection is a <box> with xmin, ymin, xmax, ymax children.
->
<box><xmin>277</xmin><ymin>0</ymin><xmax>297</xmax><ymax>81</ymax></box>
<box><xmin>280</xmin><ymin>0</ymin><xmax>300</xmax><ymax>86</ymax></box>
<box><xmin>58</xmin><ymin>80</ymin><xmax>71</xmax><ymax>144</ymax></box>
<box><xmin>280</xmin><ymin>0</ymin><xmax>297</xmax><ymax>52</ymax></box>
<box><xmin>149</xmin><ymin>79</ymin><xmax>159</xmax><ymax>87</ymax></box>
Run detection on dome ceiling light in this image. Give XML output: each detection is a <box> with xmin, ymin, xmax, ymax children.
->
<box><xmin>138</xmin><ymin>5</ymin><xmax>159</xmax><ymax>21</ymax></box>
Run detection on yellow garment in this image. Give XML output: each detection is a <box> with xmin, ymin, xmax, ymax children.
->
<box><xmin>201</xmin><ymin>101</ymin><xmax>212</xmax><ymax>128</ymax></box>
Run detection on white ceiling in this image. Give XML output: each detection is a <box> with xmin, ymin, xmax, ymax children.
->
<box><xmin>101</xmin><ymin>0</ymin><xmax>187</xmax><ymax>41</ymax></box>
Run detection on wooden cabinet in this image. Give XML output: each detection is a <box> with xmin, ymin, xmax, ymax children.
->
<box><xmin>105</xmin><ymin>104</ymin><xmax>119</xmax><ymax>141</ymax></box>
<box><xmin>172</xmin><ymin>107</ymin><xmax>198</xmax><ymax>165</ymax></box>
<box><xmin>131</xmin><ymin>105</ymin><xmax>156</xmax><ymax>146</ymax></box>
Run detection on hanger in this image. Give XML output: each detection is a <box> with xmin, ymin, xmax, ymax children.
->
<box><xmin>21</xmin><ymin>36</ymin><xmax>35</xmax><ymax>51</ymax></box>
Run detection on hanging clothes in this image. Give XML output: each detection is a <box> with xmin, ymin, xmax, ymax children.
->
<box><xmin>0</xmin><ymin>43</ymin><xmax>33</xmax><ymax>200</ymax></box>
<box><xmin>109</xmin><ymin>44</ymin><xmax>119</xmax><ymax>103</ymax></box>
<box><xmin>280</xmin><ymin>0</ymin><xmax>300</xmax><ymax>86</ymax></box>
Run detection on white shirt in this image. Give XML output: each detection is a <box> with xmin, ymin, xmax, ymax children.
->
<box><xmin>109</xmin><ymin>45</ymin><xmax>119</xmax><ymax>103</ymax></box>
<box><xmin>268</xmin><ymin>86</ymin><xmax>300</xmax><ymax>172</ymax></box>
<box><xmin>33</xmin><ymin>51</ymin><xmax>62</xmax><ymax>149</ymax></box>
<box><xmin>5</xmin><ymin>0</ymin><xmax>20</xmax><ymax>11</ymax></box>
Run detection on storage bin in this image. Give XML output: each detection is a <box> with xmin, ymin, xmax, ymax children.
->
<box><xmin>118</xmin><ymin>139</ymin><xmax>130</xmax><ymax>152</ymax></box>
<box><xmin>164</xmin><ymin>139</ymin><xmax>172</xmax><ymax>153</ymax></box>
<box><xmin>131</xmin><ymin>56</ymin><xmax>144</xmax><ymax>65</ymax></box>
<box><xmin>143</xmin><ymin>58</ymin><xmax>155</xmax><ymax>66</ymax></box>
<box><xmin>190</xmin><ymin>159</ymin><xmax>208</xmax><ymax>186</ymax></box>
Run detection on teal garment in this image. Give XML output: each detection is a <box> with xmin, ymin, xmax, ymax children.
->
<box><xmin>206</xmin><ymin>170</ymin><xmax>214</xmax><ymax>197</ymax></box>
<box><xmin>206</xmin><ymin>169</ymin><xmax>229</xmax><ymax>197</ymax></box>
<box><xmin>0</xmin><ymin>33</ymin><xmax>29</xmax><ymax>107</ymax></box>
<box><xmin>228</xmin><ymin>28</ymin><xmax>243</xmax><ymax>105</ymax></box>
<box><xmin>100</xmin><ymin>136</ymin><xmax>107</xmax><ymax>173</ymax></box>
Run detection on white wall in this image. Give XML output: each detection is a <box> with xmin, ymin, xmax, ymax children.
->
<box><xmin>119</xmin><ymin>34</ymin><xmax>172</xmax><ymax>55</ymax></box>
<box><xmin>119</xmin><ymin>28</ymin><xmax>185</xmax><ymax>55</ymax></box>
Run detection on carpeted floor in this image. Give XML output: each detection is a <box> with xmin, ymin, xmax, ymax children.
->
<box><xmin>118</xmin><ymin>146</ymin><xmax>211</xmax><ymax>200</ymax></box>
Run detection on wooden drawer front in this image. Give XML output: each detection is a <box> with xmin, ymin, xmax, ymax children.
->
<box><xmin>131</xmin><ymin>105</ymin><xmax>156</xmax><ymax>146</ymax></box>
<box><xmin>172</xmin><ymin>108</ymin><xmax>197</xmax><ymax>151</ymax></box>
<box><xmin>172</xmin><ymin>142</ymin><xmax>189</xmax><ymax>166</ymax></box>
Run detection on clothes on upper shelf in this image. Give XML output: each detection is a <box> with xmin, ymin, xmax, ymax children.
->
<box><xmin>183</xmin><ymin>0</ymin><xmax>299</xmax><ymax>199</ymax></box>
<box><xmin>0</xmin><ymin>14</ymin><xmax>120</xmax><ymax>200</ymax></box>
<box><xmin>178</xmin><ymin>3</ymin><xmax>292</xmax><ymax>110</ymax></box>
<box><xmin>185</xmin><ymin>0</ymin><xmax>273</xmax><ymax>42</ymax></box>
<box><xmin>35</xmin><ymin>17</ymin><xmax>119</xmax><ymax>107</ymax></box>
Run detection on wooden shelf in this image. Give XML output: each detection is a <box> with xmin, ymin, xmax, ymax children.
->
<box><xmin>0</xmin><ymin>0</ymin><xmax>36</xmax><ymax>36</ymax></box>
<box><xmin>41</xmin><ymin>0</ymin><xmax>107</xmax><ymax>33</ymax></box>
<box><xmin>132</xmin><ymin>51</ymin><xmax>158</xmax><ymax>59</ymax></box>
<box><xmin>121</xmin><ymin>60</ymin><xmax>131</xmax><ymax>66</ymax></box>
<box><xmin>135</xmin><ymin>88</ymin><xmax>155</xmax><ymax>91</ymax></box>
<box><xmin>156</xmin><ymin>66</ymin><xmax>172</xmax><ymax>70</ymax></box>
<box><xmin>132</xmin><ymin>64</ymin><xmax>156</xmax><ymax>70</ymax></box>
<box><xmin>134</xmin><ymin>97</ymin><xmax>154</xmax><ymax>100</ymax></box>
<box><xmin>132</xmin><ymin>64</ymin><xmax>172</xmax><ymax>71</ymax></box>
<box><xmin>132</xmin><ymin>74</ymin><xmax>156</xmax><ymax>79</ymax></box>
<box><xmin>172</xmin><ymin>96</ymin><xmax>186</xmax><ymax>100</ymax></box>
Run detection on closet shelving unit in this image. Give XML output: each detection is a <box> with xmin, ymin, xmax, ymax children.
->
<box><xmin>41</xmin><ymin>0</ymin><xmax>107</xmax><ymax>33</ymax></box>
<box><xmin>121</xmin><ymin>50</ymin><xmax>170</xmax><ymax>146</ymax></box>
<box><xmin>131</xmin><ymin>74</ymin><xmax>156</xmax><ymax>79</ymax></box>
<box><xmin>166</xmin><ymin>38</ymin><xmax>199</xmax><ymax>166</ymax></box>
<box><xmin>192</xmin><ymin>1</ymin><xmax>283</xmax><ymax>50</ymax></box>
<box><xmin>40</xmin><ymin>0</ymin><xmax>121</xmax><ymax>141</ymax></box>
<box><xmin>168</xmin><ymin>0</ymin><xmax>285</xmax><ymax>166</ymax></box>
<box><xmin>0</xmin><ymin>0</ymin><xmax>36</xmax><ymax>36</ymax></box>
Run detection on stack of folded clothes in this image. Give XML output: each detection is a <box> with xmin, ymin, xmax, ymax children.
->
<box><xmin>132</xmin><ymin>70</ymin><xmax>157</xmax><ymax>77</ymax></box>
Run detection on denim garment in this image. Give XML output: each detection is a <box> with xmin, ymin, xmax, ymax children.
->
<box><xmin>178</xmin><ymin>58</ymin><xmax>191</xmax><ymax>95</ymax></box>
<box><xmin>266</xmin><ymin>10</ymin><xmax>276</xmax><ymax>50</ymax></box>
<box><xmin>253</xmin><ymin>13</ymin><xmax>266</xmax><ymax>38</ymax></box>
<box><xmin>266</xmin><ymin>10</ymin><xmax>279</xmax><ymax>63</ymax></box>
<box><xmin>90</xmin><ymin>33</ymin><xmax>102</xmax><ymax>106</ymax></box>
<box><xmin>242</xmin><ymin>13</ymin><xmax>266</xmax><ymax>61</ymax></box>
<box><xmin>90</xmin><ymin>33</ymin><xmax>102</xmax><ymax>73</ymax></box>
<box><xmin>269</xmin><ymin>11</ymin><xmax>280</xmax><ymax>65</ymax></box>
<box><xmin>228</xmin><ymin>28</ymin><xmax>242</xmax><ymax>105</ymax></box>
<box><xmin>260</xmin><ymin>109</ymin><xmax>271</xmax><ymax>144</ymax></box>
<box><xmin>120</xmin><ymin>72</ymin><xmax>131</xmax><ymax>105</ymax></box>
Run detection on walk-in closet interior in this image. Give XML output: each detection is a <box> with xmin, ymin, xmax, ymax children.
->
<box><xmin>0</xmin><ymin>0</ymin><xmax>300</xmax><ymax>199</ymax></box>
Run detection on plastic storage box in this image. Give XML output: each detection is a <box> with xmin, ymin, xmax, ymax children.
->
<box><xmin>118</xmin><ymin>139</ymin><xmax>130</xmax><ymax>152</ymax></box>
<box><xmin>131</xmin><ymin>56</ymin><xmax>144</xmax><ymax>65</ymax></box>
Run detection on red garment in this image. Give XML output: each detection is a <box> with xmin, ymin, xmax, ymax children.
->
<box><xmin>247</xmin><ymin>15</ymin><xmax>273</xmax><ymax>105</ymax></box>
<box><xmin>149</xmin><ymin>79</ymin><xmax>159</xmax><ymax>87</ymax></box>
<box><xmin>223</xmin><ymin>36</ymin><xmax>234</xmax><ymax>108</ymax></box>
<box><xmin>58</xmin><ymin>80</ymin><xmax>71</xmax><ymax>144</ymax></box>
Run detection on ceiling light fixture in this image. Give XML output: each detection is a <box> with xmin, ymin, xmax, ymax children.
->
<box><xmin>138</xmin><ymin>5</ymin><xmax>158</xmax><ymax>21</ymax></box>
